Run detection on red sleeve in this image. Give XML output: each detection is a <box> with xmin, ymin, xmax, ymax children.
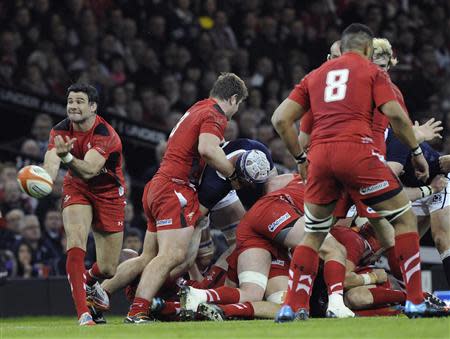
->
<box><xmin>199</xmin><ymin>113</ymin><xmax>227</xmax><ymax>140</ymax></box>
<box><xmin>91</xmin><ymin>133</ymin><xmax>117</xmax><ymax>159</ymax></box>
<box><xmin>47</xmin><ymin>129</ymin><xmax>56</xmax><ymax>150</ymax></box>
<box><xmin>299</xmin><ymin>110</ymin><xmax>313</xmax><ymax>134</ymax></box>
<box><xmin>373</xmin><ymin>68</ymin><xmax>397</xmax><ymax>108</ymax></box>
<box><xmin>288</xmin><ymin>75</ymin><xmax>310</xmax><ymax>110</ymax></box>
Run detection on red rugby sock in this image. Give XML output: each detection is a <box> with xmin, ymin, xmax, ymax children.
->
<box><xmin>66</xmin><ymin>247</ymin><xmax>89</xmax><ymax>318</ymax></box>
<box><xmin>324</xmin><ymin>260</ymin><xmax>345</xmax><ymax>296</ymax></box>
<box><xmin>128</xmin><ymin>297</ymin><xmax>150</xmax><ymax>316</ymax></box>
<box><xmin>284</xmin><ymin>245</ymin><xmax>319</xmax><ymax>312</ymax></box>
<box><xmin>85</xmin><ymin>262</ymin><xmax>108</xmax><ymax>286</ymax></box>
<box><xmin>161</xmin><ymin>301</ymin><xmax>181</xmax><ymax>316</ymax></box>
<box><xmin>219</xmin><ymin>302</ymin><xmax>254</xmax><ymax>319</ymax></box>
<box><xmin>206</xmin><ymin>286</ymin><xmax>240</xmax><ymax>304</ymax></box>
<box><xmin>395</xmin><ymin>232</ymin><xmax>424</xmax><ymax>304</ymax></box>
<box><xmin>369</xmin><ymin>287</ymin><xmax>406</xmax><ymax>306</ymax></box>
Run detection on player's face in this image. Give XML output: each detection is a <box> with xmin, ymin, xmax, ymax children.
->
<box><xmin>67</xmin><ymin>91</ymin><xmax>96</xmax><ymax>123</ymax></box>
<box><xmin>373</xmin><ymin>53</ymin><xmax>390</xmax><ymax>71</ymax></box>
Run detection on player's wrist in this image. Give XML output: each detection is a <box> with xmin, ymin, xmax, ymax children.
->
<box><xmin>411</xmin><ymin>146</ymin><xmax>423</xmax><ymax>157</ymax></box>
<box><xmin>294</xmin><ymin>151</ymin><xmax>307</xmax><ymax>164</ymax></box>
<box><xmin>227</xmin><ymin>169</ymin><xmax>238</xmax><ymax>181</ymax></box>
<box><xmin>361</xmin><ymin>272</ymin><xmax>377</xmax><ymax>285</ymax></box>
<box><xmin>59</xmin><ymin>152</ymin><xmax>74</xmax><ymax>164</ymax></box>
<box><xmin>419</xmin><ymin>185</ymin><xmax>433</xmax><ymax>197</ymax></box>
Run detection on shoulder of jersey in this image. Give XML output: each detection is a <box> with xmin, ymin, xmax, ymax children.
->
<box><xmin>53</xmin><ymin>118</ymin><xmax>71</xmax><ymax>131</ymax></box>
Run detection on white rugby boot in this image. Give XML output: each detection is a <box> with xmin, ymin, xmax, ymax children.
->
<box><xmin>326</xmin><ymin>294</ymin><xmax>355</xmax><ymax>318</ymax></box>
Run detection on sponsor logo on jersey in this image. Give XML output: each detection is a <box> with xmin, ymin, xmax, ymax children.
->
<box><xmin>268</xmin><ymin>212</ymin><xmax>291</xmax><ymax>232</ymax></box>
<box><xmin>118</xmin><ymin>186</ymin><xmax>124</xmax><ymax>196</ymax></box>
<box><xmin>156</xmin><ymin>219</ymin><xmax>173</xmax><ymax>227</ymax></box>
<box><xmin>64</xmin><ymin>195</ymin><xmax>71</xmax><ymax>203</ymax></box>
<box><xmin>366</xmin><ymin>206</ymin><xmax>376</xmax><ymax>214</ymax></box>
<box><xmin>359</xmin><ymin>181</ymin><xmax>389</xmax><ymax>195</ymax></box>
<box><xmin>87</xmin><ymin>142</ymin><xmax>92</xmax><ymax>149</ymax></box>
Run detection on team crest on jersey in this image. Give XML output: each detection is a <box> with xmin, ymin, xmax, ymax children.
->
<box><xmin>432</xmin><ymin>194</ymin><xmax>443</xmax><ymax>204</ymax></box>
<box><xmin>156</xmin><ymin>219</ymin><xmax>173</xmax><ymax>227</ymax></box>
<box><xmin>360</xmin><ymin>181</ymin><xmax>389</xmax><ymax>195</ymax></box>
<box><xmin>64</xmin><ymin>195</ymin><xmax>71</xmax><ymax>203</ymax></box>
<box><xmin>87</xmin><ymin>142</ymin><xmax>92</xmax><ymax>149</ymax></box>
<box><xmin>268</xmin><ymin>212</ymin><xmax>291</xmax><ymax>232</ymax></box>
<box><xmin>366</xmin><ymin>206</ymin><xmax>376</xmax><ymax>214</ymax></box>
<box><xmin>118</xmin><ymin>186</ymin><xmax>124</xmax><ymax>196</ymax></box>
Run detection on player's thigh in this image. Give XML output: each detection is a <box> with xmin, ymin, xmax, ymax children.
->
<box><xmin>237</xmin><ymin>248</ymin><xmax>271</xmax><ymax>301</ymax></box>
<box><xmin>320</xmin><ymin>232</ymin><xmax>347</xmax><ymax>265</ymax></box>
<box><xmin>92</xmin><ymin>229</ymin><xmax>123</xmax><ymax>273</ymax></box>
<box><xmin>62</xmin><ymin>204</ymin><xmax>93</xmax><ymax>250</ymax></box>
<box><xmin>369</xmin><ymin>189</ymin><xmax>416</xmax><ymax>226</ymax></box>
<box><xmin>283</xmin><ymin>217</ymin><xmax>305</xmax><ymax>248</ymax></box>
<box><xmin>430</xmin><ymin>206</ymin><xmax>450</xmax><ymax>252</ymax></box>
<box><xmin>141</xmin><ymin>230</ymin><xmax>158</xmax><ymax>262</ymax></box>
<box><xmin>157</xmin><ymin>227</ymin><xmax>195</xmax><ymax>263</ymax></box>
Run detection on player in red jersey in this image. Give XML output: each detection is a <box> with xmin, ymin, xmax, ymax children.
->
<box><xmin>121</xmin><ymin>73</ymin><xmax>248</xmax><ymax>323</ymax></box>
<box><xmin>272</xmin><ymin>23</ymin><xmax>438</xmax><ymax>321</ymax></box>
<box><xmin>43</xmin><ymin>83</ymin><xmax>126</xmax><ymax>325</ymax></box>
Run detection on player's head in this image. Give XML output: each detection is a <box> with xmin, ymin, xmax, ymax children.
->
<box><xmin>372</xmin><ymin>38</ymin><xmax>398</xmax><ymax>71</ymax></box>
<box><xmin>66</xmin><ymin>83</ymin><xmax>99</xmax><ymax>124</ymax></box>
<box><xmin>341</xmin><ymin>23</ymin><xmax>374</xmax><ymax>59</ymax></box>
<box><xmin>327</xmin><ymin>40</ymin><xmax>342</xmax><ymax>60</ymax></box>
<box><xmin>236</xmin><ymin>149</ymin><xmax>271</xmax><ymax>184</ymax></box>
<box><xmin>210</xmin><ymin>72</ymin><xmax>248</xmax><ymax>118</ymax></box>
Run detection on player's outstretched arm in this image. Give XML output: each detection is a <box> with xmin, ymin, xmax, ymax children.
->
<box><xmin>272</xmin><ymin>98</ymin><xmax>308</xmax><ymax>179</ymax></box>
<box><xmin>54</xmin><ymin>135</ymin><xmax>106</xmax><ymax>181</ymax></box>
<box><xmin>43</xmin><ymin>148</ymin><xmax>61</xmax><ymax>182</ymax></box>
<box><xmin>381</xmin><ymin>100</ymin><xmax>429</xmax><ymax>182</ymax></box>
<box><xmin>198</xmin><ymin>133</ymin><xmax>235</xmax><ymax>178</ymax></box>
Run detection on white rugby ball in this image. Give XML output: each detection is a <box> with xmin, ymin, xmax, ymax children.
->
<box><xmin>17</xmin><ymin>165</ymin><xmax>53</xmax><ymax>199</ymax></box>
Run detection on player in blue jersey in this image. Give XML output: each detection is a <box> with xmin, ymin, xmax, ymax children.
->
<box><xmin>386</xmin><ymin>129</ymin><xmax>450</xmax><ymax>288</ymax></box>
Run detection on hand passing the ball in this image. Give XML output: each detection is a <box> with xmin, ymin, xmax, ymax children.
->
<box><xmin>54</xmin><ymin>135</ymin><xmax>76</xmax><ymax>158</ymax></box>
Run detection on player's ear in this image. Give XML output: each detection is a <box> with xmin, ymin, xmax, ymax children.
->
<box><xmin>90</xmin><ymin>102</ymin><xmax>97</xmax><ymax>114</ymax></box>
<box><xmin>230</xmin><ymin>94</ymin><xmax>238</xmax><ymax>106</ymax></box>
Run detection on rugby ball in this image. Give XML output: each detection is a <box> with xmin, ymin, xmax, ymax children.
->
<box><xmin>17</xmin><ymin>165</ymin><xmax>53</xmax><ymax>199</ymax></box>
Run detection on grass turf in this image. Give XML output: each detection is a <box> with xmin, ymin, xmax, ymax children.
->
<box><xmin>1</xmin><ymin>316</ymin><xmax>449</xmax><ymax>339</ymax></box>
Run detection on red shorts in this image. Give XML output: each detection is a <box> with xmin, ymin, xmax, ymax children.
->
<box><xmin>226</xmin><ymin>248</ymin><xmax>290</xmax><ymax>285</ymax></box>
<box><xmin>62</xmin><ymin>182</ymin><xmax>125</xmax><ymax>232</ymax></box>
<box><xmin>306</xmin><ymin>143</ymin><xmax>402</xmax><ymax>206</ymax></box>
<box><xmin>143</xmin><ymin>175</ymin><xmax>202</xmax><ymax>232</ymax></box>
<box><xmin>236</xmin><ymin>197</ymin><xmax>301</xmax><ymax>258</ymax></box>
<box><xmin>334</xmin><ymin>192</ymin><xmax>381</xmax><ymax>219</ymax></box>
<box><xmin>330</xmin><ymin>226</ymin><xmax>368</xmax><ymax>266</ymax></box>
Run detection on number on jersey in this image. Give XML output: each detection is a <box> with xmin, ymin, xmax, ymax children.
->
<box><xmin>169</xmin><ymin>112</ymin><xmax>190</xmax><ymax>138</ymax></box>
<box><xmin>324</xmin><ymin>69</ymin><xmax>349</xmax><ymax>102</ymax></box>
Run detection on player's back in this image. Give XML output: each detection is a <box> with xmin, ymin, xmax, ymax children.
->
<box><xmin>265</xmin><ymin>176</ymin><xmax>305</xmax><ymax>213</ymax></box>
<box><xmin>157</xmin><ymin>98</ymin><xmax>228</xmax><ymax>184</ymax></box>
<box><xmin>304</xmin><ymin>52</ymin><xmax>392</xmax><ymax>146</ymax></box>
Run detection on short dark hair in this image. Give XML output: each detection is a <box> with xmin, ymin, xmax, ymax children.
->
<box><xmin>210</xmin><ymin>72</ymin><xmax>248</xmax><ymax>103</ymax></box>
<box><xmin>67</xmin><ymin>83</ymin><xmax>99</xmax><ymax>104</ymax></box>
<box><xmin>341</xmin><ymin>23</ymin><xmax>374</xmax><ymax>52</ymax></box>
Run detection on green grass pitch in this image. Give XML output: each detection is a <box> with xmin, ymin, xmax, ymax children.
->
<box><xmin>0</xmin><ymin>316</ymin><xmax>449</xmax><ymax>339</ymax></box>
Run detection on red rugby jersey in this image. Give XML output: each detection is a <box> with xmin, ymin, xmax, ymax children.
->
<box><xmin>289</xmin><ymin>52</ymin><xmax>397</xmax><ymax>147</ymax></box>
<box><xmin>48</xmin><ymin>115</ymin><xmax>125</xmax><ymax>195</ymax></box>
<box><xmin>156</xmin><ymin>98</ymin><xmax>228</xmax><ymax>184</ymax></box>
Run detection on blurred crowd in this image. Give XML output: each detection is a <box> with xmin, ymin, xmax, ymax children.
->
<box><xmin>1</xmin><ymin>0</ymin><xmax>450</xmax><ymax>278</ymax></box>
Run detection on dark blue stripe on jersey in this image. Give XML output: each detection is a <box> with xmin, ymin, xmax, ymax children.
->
<box><xmin>93</xmin><ymin>123</ymin><xmax>110</xmax><ymax>136</ymax></box>
<box><xmin>386</xmin><ymin>129</ymin><xmax>442</xmax><ymax>187</ymax></box>
<box><xmin>53</xmin><ymin>118</ymin><xmax>71</xmax><ymax>131</ymax></box>
<box><xmin>198</xmin><ymin>138</ymin><xmax>274</xmax><ymax>210</ymax></box>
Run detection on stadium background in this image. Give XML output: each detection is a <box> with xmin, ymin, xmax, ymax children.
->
<box><xmin>0</xmin><ymin>0</ymin><xmax>449</xmax><ymax>313</ymax></box>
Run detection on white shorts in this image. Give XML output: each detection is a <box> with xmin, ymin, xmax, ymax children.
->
<box><xmin>211</xmin><ymin>190</ymin><xmax>239</xmax><ymax>211</ymax></box>
<box><xmin>412</xmin><ymin>178</ymin><xmax>450</xmax><ymax>216</ymax></box>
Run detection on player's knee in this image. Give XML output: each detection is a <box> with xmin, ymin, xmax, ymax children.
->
<box><xmin>164</xmin><ymin>247</ymin><xmax>188</xmax><ymax>267</ymax></box>
<box><xmin>98</xmin><ymin>263</ymin><xmax>117</xmax><ymax>278</ymax></box>
<box><xmin>431</xmin><ymin>230</ymin><xmax>450</xmax><ymax>253</ymax></box>
<box><xmin>344</xmin><ymin>288</ymin><xmax>372</xmax><ymax>309</ymax></box>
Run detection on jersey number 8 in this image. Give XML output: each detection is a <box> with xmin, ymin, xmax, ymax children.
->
<box><xmin>324</xmin><ymin>69</ymin><xmax>349</xmax><ymax>103</ymax></box>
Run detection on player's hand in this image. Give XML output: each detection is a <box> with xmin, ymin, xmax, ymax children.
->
<box><xmin>414</xmin><ymin>118</ymin><xmax>443</xmax><ymax>143</ymax></box>
<box><xmin>297</xmin><ymin>161</ymin><xmax>308</xmax><ymax>182</ymax></box>
<box><xmin>54</xmin><ymin>135</ymin><xmax>76</xmax><ymax>158</ymax></box>
<box><xmin>230</xmin><ymin>177</ymin><xmax>242</xmax><ymax>190</ymax></box>
<box><xmin>411</xmin><ymin>153</ymin><xmax>429</xmax><ymax>182</ymax></box>
<box><xmin>372</xmin><ymin>269</ymin><xmax>388</xmax><ymax>284</ymax></box>
<box><xmin>430</xmin><ymin>175</ymin><xmax>448</xmax><ymax>194</ymax></box>
<box><xmin>439</xmin><ymin>155</ymin><xmax>450</xmax><ymax>173</ymax></box>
